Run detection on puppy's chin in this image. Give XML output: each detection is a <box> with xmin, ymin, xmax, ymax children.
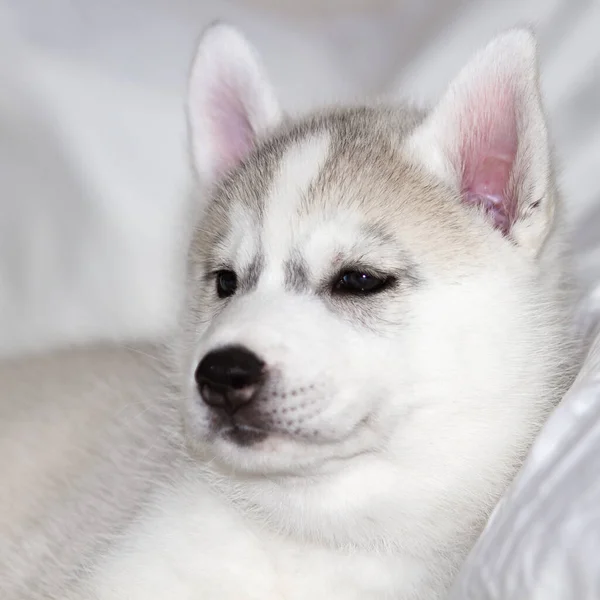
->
<box><xmin>180</xmin><ymin>420</ymin><xmax>363</xmax><ymax>477</ymax></box>
<box><xmin>204</xmin><ymin>430</ymin><xmax>333</xmax><ymax>476</ymax></box>
<box><xmin>182</xmin><ymin>396</ymin><xmax>381</xmax><ymax>476</ymax></box>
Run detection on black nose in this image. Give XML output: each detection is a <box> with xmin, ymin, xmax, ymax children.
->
<box><xmin>195</xmin><ymin>346</ymin><xmax>265</xmax><ymax>414</ymax></box>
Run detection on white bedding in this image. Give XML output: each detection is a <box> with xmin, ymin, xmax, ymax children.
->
<box><xmin>1</xmin><ymin>0</ymin><xmax>599</xmax><ymax>596</ymax></box>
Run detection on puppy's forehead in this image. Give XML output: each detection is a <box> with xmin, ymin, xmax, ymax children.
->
<box><xmin>217</xmin><ymin>107</ymin><xmax>419</xmax><ymax>231</ymax></box>
<box><xmin>260</xmin><ymin>132</ymin><xmax>332</xmax><ymax>264</ymax></box>
<box><xmin>206</xmin><ymin>106</ymin><xmax>476</xmax><ymax>273</ymax></box>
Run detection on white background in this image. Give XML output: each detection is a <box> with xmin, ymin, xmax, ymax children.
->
<box><xmin>1</xmin><ymin>2</ymin><xmax>599</xmax><ymax>596</ymax></box>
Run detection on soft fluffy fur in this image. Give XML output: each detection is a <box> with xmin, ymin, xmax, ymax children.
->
<box><xmin>0</xmin><ymin>24</ymin><xmax>578</xmax><ymax>600</ymax></box>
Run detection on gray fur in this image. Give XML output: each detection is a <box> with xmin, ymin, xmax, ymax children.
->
<box><xmin>284</xmin><ymin>253</ymin><xmax>310</xmax><ymax>293</ymax></box>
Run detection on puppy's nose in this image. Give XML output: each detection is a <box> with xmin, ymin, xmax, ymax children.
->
<box><xmin>195</xmin><ymin>346</ymin><xmax>265</xmax><ymax>414</ymax></box>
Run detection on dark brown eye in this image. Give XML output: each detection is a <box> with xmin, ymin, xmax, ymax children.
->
<box><xmin>333</xmin><ymin>271</ymin><xmax>391</xmax><ymax>295</ymax></box>
<box><xmin>216</xmin><ymin>270</ymin><xmax>237</xmax><ymax>298</ymax></box>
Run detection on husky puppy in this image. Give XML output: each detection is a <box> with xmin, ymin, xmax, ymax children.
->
<box><xmin>0</xmin><ymin>24</ymin><xmax>577</xmax><ymax>600</ymax></box>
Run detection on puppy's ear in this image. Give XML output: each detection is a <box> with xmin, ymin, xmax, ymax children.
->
<box><xmin>187</xmin><ymin>23</ymin><xmax>282</xmax><ymax>188</ymax></box>
<box><xmin>405</xmin><ymin>29</ymin><xmax>555</xmax><ymax>255</ymax></box>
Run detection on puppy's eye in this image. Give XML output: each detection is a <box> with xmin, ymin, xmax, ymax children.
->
<box><xmin>216</xmin><ymin>270</ymin><xmax>237</xmax><ymax>298</ymax></box>
<box><xmin>333</xmin><ymin>271</ymin><xmax>391</xmax><ymax>295</ymax></box>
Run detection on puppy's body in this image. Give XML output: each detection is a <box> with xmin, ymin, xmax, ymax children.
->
<box><xmin>0</xmin><ymin>27</ymin><xmax>578</xmax><ymax>599</ymax></box>
<box><xmin>0</xmin><ymin>345</ymin><xmax>180</xmax><ymax>599</ymax></box>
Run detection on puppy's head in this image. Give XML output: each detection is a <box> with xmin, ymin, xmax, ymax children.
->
<box><xmin>177</xmin><ymin>24</ymin><xmax>571</xmax><ymax>485</ymax></box>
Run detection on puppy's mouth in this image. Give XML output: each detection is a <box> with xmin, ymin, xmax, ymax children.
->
<box><xmin>205</xmin><ymin>404</ymin><xmax>270</xmax><ymax>446</ymax></box>
<box><xmin>206</xmin><ymin>416</ymin><xmax>378</xmax><ymax>478</ymax></box>
<box><xmin>221</xmin><ymin>424</ymin><xmax>268</xmax><ymax>446</ymax></box>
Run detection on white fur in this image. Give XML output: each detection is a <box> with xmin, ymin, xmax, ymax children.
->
<box><xmin>260</xmin><ymin>134</ymin><xmax>332</xmax><ymax>283</ymax></box>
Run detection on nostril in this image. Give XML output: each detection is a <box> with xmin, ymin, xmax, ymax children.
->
<box><xmin>199</xmin><ymin>383</ymin><xmax>225</xmax><ymax>409</ymax></box>
<box><xmin>200</xmin><ymin>384</ymin><xmax>258</xmax><ymax>415</ymax></box>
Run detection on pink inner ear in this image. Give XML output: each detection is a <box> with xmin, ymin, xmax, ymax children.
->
<box><xmin>209</xmin><ymin>79</ymin><xmax>255</xmax><ymax>179</ymax></box>
<box><xmin>459</xmin><ymin>87</ymin><xmax>519</xmax><ymax>235</ymax></box>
